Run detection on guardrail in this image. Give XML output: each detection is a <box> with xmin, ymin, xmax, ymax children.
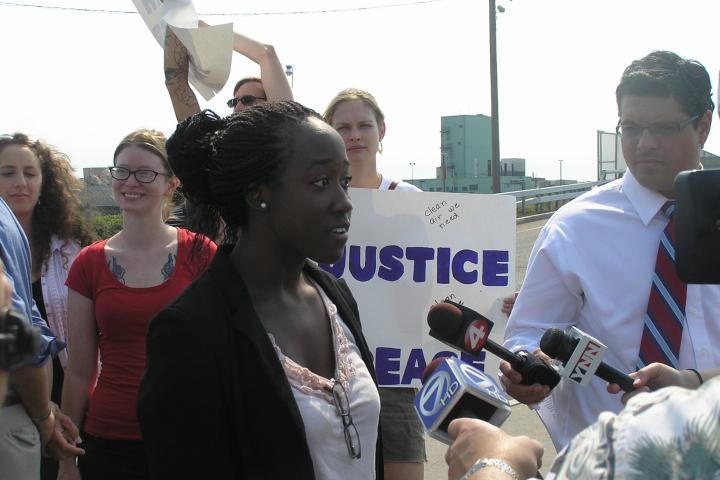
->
<box><xmin>499</xmin><ymin>181</ymin><xmax>605</xmax><ymax>215</ymax></box>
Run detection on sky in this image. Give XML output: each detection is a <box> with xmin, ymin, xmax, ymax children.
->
<box><xmin>0</xmin><ymin>0</ymin><xmax>718</xmax><ymax>184</ymax></box>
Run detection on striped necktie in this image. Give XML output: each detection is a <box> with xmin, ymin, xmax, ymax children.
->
<box><xmin>637</xmin><ymin>201</ymin><xmax>687</xmax><ymax>369</ymax></box>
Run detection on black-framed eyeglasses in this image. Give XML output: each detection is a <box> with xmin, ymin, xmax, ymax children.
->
<box><xmin>615</xmin><ymin>115</ymin><xmax>700</xmax><ymax>139</ymax></box>
<box><xmin>108</xmin><ymin>166</ymin><xmax>171</xmax><ymax>183</ymax></box>
<box><xmin>331</xmin><ymin>380</ymin><xmax>361</xmax><ymax>459</ymax></box>
<box><xmin>226</xmin><ymin>95</ymin><xmax>267</xmax><ymax>108</ymax></box>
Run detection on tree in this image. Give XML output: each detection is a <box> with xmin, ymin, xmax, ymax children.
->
<box><xmin>89</xmin><ymin>213</ymin><xmax>122</xmax><ymax>239</ymax></box>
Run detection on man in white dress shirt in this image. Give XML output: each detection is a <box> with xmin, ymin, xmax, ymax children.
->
<box><xmin>500</xmin><ymin>50</ymin><xmax>719</xmax><ymax>449</ymax></box>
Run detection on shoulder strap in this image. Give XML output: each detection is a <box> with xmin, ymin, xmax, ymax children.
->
<box><xmin>388</xmin><ymin>181</ymin><xmax>398</xmax><ymax>190</ymax></box>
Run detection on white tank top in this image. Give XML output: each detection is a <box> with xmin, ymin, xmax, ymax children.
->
<box><xmin>268</xmin><ymin>279</ymin><xmax>380</xmax><ymax>479</ymax></box>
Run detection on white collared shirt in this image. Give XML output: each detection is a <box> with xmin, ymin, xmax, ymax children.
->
<box><xmin>503</xmin><ymin>170</ymin><xmax>720</xmax><ymax>449</ymax></box>
<box><xmin>40</xmin><ymin>235</ymin><xmax>81</xmax><ymax>368</ymax></box>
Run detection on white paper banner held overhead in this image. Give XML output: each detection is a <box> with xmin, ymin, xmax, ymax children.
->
<box><xmin>133</xmin><ymin>0</ymin><xmax>232</xmax><ymax>100</ymax></box>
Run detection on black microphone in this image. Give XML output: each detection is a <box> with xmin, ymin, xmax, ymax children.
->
<box><xmin>427</xmin><ymin>301</ymin><xmax>560</xmax><ymax>389</ymax></box>
<box><xmin>0</xmin><ymin>307</ymin><xmax>41</xmax><ymax>370</ymax></box>
<box><xmin>413</xmin><ymin>356</ymin><xmax>512</xmax><ymax>444</ymax></box>
<box><xmin>540</xmin><ymin>327</ymin><xmax>636</xmax><ymax>393</ymax></box>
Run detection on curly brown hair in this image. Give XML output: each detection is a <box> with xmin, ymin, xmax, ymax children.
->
<box><xmin>0</xmin><ymin>133</ymin><xmax>93</xmax><ymax>273</ymax></box>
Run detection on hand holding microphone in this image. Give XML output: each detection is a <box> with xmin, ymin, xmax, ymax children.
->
<box><xmin>540</xmin><ymin>326</ymin><xmax>636</xmax><ymax>393</ymax></box>
<box><xmin>427</xmin><ymin>301</ymin><xmax>560</xmax><ymax>389</ymax></box>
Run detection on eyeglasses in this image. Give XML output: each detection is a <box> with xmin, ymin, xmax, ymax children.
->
<box><xmin>331</xmin><ymin>380</ymin><xmax>361</xmax><ymax>459</ymax></box>
<box><xmin>616</xmin><ymin>115</ymin><xmax>700</xmax><ymax>139</ymax></box>
<box><xmin>226</xmin><ymin>95</ymin><xmax>267</xmax><ymax>108</ymax></box>
<box><xmin>108</xmin><ymin>166</ymin><xmax>171</xmax><ymax>183</ymax></box>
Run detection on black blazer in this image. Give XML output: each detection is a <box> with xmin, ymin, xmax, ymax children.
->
<box><xmin>137</xmin><ymin>246</ymin><xmax>383</xmax><ymax>479</ymax></box>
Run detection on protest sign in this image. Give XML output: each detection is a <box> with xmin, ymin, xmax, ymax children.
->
<box><xmin>320</xmin><ymin>188</ymin><xmax>516</xmax><ymax>387</ymax></box>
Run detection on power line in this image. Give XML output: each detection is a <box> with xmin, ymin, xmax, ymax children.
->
<box><xmin>0</xmin><ymin>0</ymin><xmax>446</xmax><ymax>16</ymax></box>
<box><xmin>0</xmin><ymin>1</ymin><xmax>128</xmax><ymax>13</ymax></box>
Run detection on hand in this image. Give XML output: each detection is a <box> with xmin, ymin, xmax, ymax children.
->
<box><xmin>606</xmin><ymin>363</ymin><xmax>693</xmax><ymax>405</ymax></box>
<box><xmin>58</xmin><ymin>458</ymin><xmax>82</xmax><ymax>480</ymax></box>
<box><xmin>501</xmin><ymin>292</ymin><xmax>519</xmax><ymax>316</ymax></box>
<box><xmin>499</xmin><ymin>356</ymin><xmax>551</xmax><ymax>405</ymax></box>
<box><xmin>446</xmin><ymin>418</ymin><xmax>543</xmax><ymax>480</ymax></box>
<box><xmin>43</xmin><ymin>405</ymin><xmax>85</xmax><ymax>460</ymax></box>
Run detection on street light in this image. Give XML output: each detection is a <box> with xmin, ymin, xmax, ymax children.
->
<box><xmin>409</xmin><ymin>162</ymin><xmax>416</xmax><ymax>181</ymax></box>
<box><xmin>489</xmin><ymin>1</ymin><xmax>513</xmax><ymax>194</ymax></box>
<box><xmin>285</xmin><ymin>65</ymin><xmax>294</xmax><ymax>87</ymax></box>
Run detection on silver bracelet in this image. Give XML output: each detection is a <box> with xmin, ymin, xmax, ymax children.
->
<box><xmin>460</xmin><ymin>457</ymin><xmax>519</xmax><ymax>480</ymax></box>
<box><xmin>31</xmin><ymin>407</ymin><xmax>53</xmax><ymax>425</ymax></box>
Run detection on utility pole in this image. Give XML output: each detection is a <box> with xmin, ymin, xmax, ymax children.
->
<box><xmin>558</xmin><ymin>159</ymin><xmax>564</xmax><ymax>182</ymax></box>
<box><xmin>489</xmin><ymin>0</ymin><xmax>501</xmax><ymax>193</ymax></box>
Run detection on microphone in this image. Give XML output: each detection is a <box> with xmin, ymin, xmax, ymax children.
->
<box><xmin>427</xmin><ymin>301</ymin><xmax>560</xmax><ymax>388</ymax></box>
<box><xmin>413</xmin><ymin>356</ymin><xmax>512</xmax><ymax>444</ymax></box>
<box><xmin>539</xmin><ymin>327</ymin><xmax>636</xmax><ymax>393</ymax></box>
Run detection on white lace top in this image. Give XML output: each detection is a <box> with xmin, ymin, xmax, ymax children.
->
<box><xmin>268</xmin><ymin>279</ymin><xmax>380</xmax><ymax>479</ymax></box>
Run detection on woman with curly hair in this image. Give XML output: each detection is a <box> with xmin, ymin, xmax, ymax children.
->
<box><xmin>0</xmin><ymin>133</ymin><xmax>93</xmax><ymax>479</ymax></box>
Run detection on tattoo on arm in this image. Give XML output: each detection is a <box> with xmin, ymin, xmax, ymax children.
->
<box><xmin>161</xmin><ymin>253</ymin><xmax>177</xmax><ymax>282</ymax></box>
<box><xmin>164</xmin><ymin>29</ymin><xmax>200</xmax><ymax>120</ymax></box>
<box><xmin>108</xmin><ymin>257</ymin><xmax>126</xmax><ymax>284</ymax></box>
<box><xmin>164</xmin><ymin>66</ymin><xmax>179</xmax><ymax>83</ymax></box>
<box><xmin>174</xmin><ymin>83</ymin><xmax>200</xmax><ymax>112</ymax></box>
<box><xmin>164</xmin><ymin>31</ymin><xmax>189</xmax><ymax>81</ymax></box>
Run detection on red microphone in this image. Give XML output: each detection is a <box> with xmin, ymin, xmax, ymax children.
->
<box><xmin>427</xmin><ymin>301</ymin><xmax>560</xmax><ymax>388</ymax></box>
<box><xmin>421</xmin><ymin>356</ymin><xmax>448</xmax><ymax>383</ymax></box>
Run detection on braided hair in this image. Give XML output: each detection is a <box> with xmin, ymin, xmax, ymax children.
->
<box><xmin>166</xmin><ymin>101</ymin><xmax>324</xmax><ymax>245</ymax></box>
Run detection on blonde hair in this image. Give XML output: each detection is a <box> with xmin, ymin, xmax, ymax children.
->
<box><xmin>323</xmin><ymin>88</ymin><xmax>385</xmax><ymax>126</ymax></box>
<box><xmin>113</xmin><ymin>129</ymin><xmax>173</xmax><ymax>175</ymax></box>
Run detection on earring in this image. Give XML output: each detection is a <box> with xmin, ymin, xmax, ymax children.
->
<box><xmin>260</xmin><ymin>202</ymin><xmax>267</xmax><ymax>209</ymax></box>
<box><xmin>378</xmin><ymin>141</ymin><xmax>383</xmax><ymax>154</ymax></box>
